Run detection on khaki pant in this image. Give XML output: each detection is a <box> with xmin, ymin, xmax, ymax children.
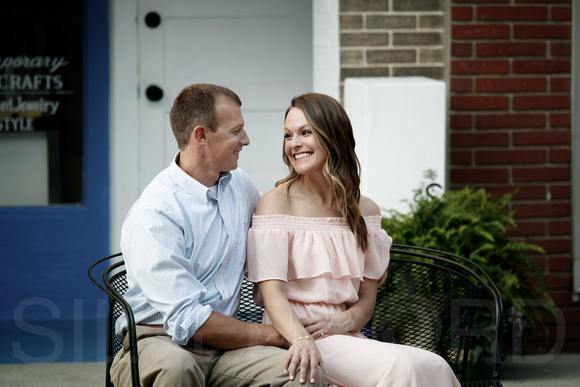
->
<box><xmin>110</xmin><ymin>326</ymin><xmax>325</xmax><ymax>387</ymax></box>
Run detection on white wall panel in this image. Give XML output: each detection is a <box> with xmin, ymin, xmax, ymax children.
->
<box><xmin>344</xmin><ymin>76</ymin><xmax>446</xmax><ymax>214</ymax></box>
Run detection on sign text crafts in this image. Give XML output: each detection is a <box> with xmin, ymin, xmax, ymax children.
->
<box><xmin>0</xmin><ymin>56</ymin><xmax>68</xmax><ymax>132</ymax></box>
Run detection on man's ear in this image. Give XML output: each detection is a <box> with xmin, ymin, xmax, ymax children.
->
<box><xmin>192</xmin><ymin>125</ymin><xmax>208</xmax><ymax>145</ymax></box>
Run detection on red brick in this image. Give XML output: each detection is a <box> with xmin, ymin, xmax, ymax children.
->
<box><xmin>513</xmin><ymin>167</ymin><xmax>570</xmax><ymax>182</ymax></box>
<box><xmin>452</xmin><ymin>60</ymin><xmax>509</xmax><ymax>74</ymax></box>
<box><xmin>451</xmin><ymin>132</ymin><xmax>509</xmax><ymax>146</ymax></box>
<box><xmin>551</xmin><ymin>6</ymin><xmax>571</xmax><ymax>21</ymax></box>
<box><xmin>544</xmin><ymin>274</ymin><xmax>571</xmax><ymax>290</ymax></box>
<box><xmin>475</xmin><ymin>149</ymin><xmax>546</xmax><ymax>164</ymax></box>
<box><xmin>450</xmin><ymin>150</ymin><xmax>472</xmax><ymax>165</ymax></box>
<box><xmin>476</xmin><ymin>77</ymin><xmax>546</xmax><ymax>92</ymax></box>
<box><xmin>450</xmin><ymin>168</ymin><xmax>509</xmax><ymax>183</ymax></box>
<box><xmin>513</xmin><ymin>131</ymin><xmax>570</xmax><ymax>145</ymax></box>
<box><xmin>550</xmin><ymin>184</ymin><xmax>570</xmax><ymax>199</ymax></box>
<box><xmin>452</xmin><ymin>25</ymin><xmax>510</xmax><ymax>39</ymax></box>
<box><xmin>551</xmin><ymin>43</ymin><xmax>571</xmax><ymax>57</ymax></box>
<box><xmin>475</xmin><ymin>184</ymin><xmax>545</xmax><ymax>200</ymax></box>
<box><xmin>512</xmin><ymin>203</ymin><xmax>570</xmax><ymax>218</ymax></box>
<box><xmin>548</xmin><ymin>270</ymin><xmax>580</xmax><ymax>288</ymax></box>
<box><xmin>548</xmin><ymin>221</ymin><xmax>570</xmax><ymax>236</ymax></box>
<box><xmin>476</xmin><ymin>42</ymin><xmax>545</xmax><ymax>57</ymax></box>
<box><xmin>452</xmin><ymin>6</ymin><xmax>473</xmax><ymax>21</ymax></box>
<box><xmin>513</xmin><ymin>185</ymin><xmax>547</xmax><ymax>200</ymax></box>
<box><xmin>452</xmin><ymin>42</ymin><xmax>472</xmax><ymax>57</ymax></box>
<box><xmin>550</xmin><ymin>113</ymin><xmax>570</xmax><ymax>127</ymax></box>
<box><xmin>545</xmin><ymin>273</ymin><xmax>571</xmax><ymax>289</ymax></box>
<box><xmin>549</xmin><ymin>292</ymin><xmax>572</xmax><ymax>307</ymax></box>
<box><xmin>514</xmin><ymin>25</ymin><xmax>571</xmax><ymax>39</ymax></box>
<box><xmin>547</xmin><ymin>255</ymin><xmax>572</xmax><ymax>273</ymax></box>
<box><xmin>550</xmin><ymin>77</ymin><xmax>570</xmax><ymax>91</ymax></box>
<box><xmin>513</xmin><ymin>95</ymin><xmax>570</xmax><ymax>110</ymax></box>
<box><xmin>477</xmin><ymin>6</ymin><xmax>547</xmax><ymax>20</ymax></box>
<box><xmin>450</xmin><ymin>114</ymin><xmax>472</xmax><ymax>129</ymax></box>
<box><xmin>475</xmin><ymin>114</ymin><xmax>545</xmax><ymax>129</ymax></box>
<box><xmin>513</xmin><ymin>60</ymin><xmax>570</xmax><ymax>74</ymax></box>
<box><xmin>549</xmin><ymin>148</ymin><xmax>570</xmax><ymax>163</ymax></box>
<box><xmin>560</xmin><ymin>325</ymin><xmax>580</xmax><ymax>339</ymax></box>
<box><xmin>451</xmin><ymin>78</ymin><xmax>472</xmax><ymax>92</ymax></box>
<box><xmin>562</xmin><ymin>309</ymin><xmax>580</xmax><ymax>324</ymax></box>
<box><xmin>451</xmin><ymin>96</ymin><xmax>509</xmax><ymax>110</ymax></box>
<box><xmin>507</xmin><ymin>220</ymin><xmax>545</xmax><ymax>236</ymax></box>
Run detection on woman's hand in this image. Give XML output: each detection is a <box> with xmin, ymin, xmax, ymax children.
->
<box><xmin>302</xmin><ymin>278</ymin><xmax>379</xmax><ymax>338</ymax></box>
<box><xmin>301</xmin><ymin>313</ymin><xmax>352</xmax><ymax>338</ymax></box>
<box><xmin>258</xmin><ymin>280</ymin><xmax>324</xmax><ymax>384</ymax></box>
<box><xmin>284</xmin><ymin>336</ymin><xmax>323</xmax><ymax>384</ymax></box>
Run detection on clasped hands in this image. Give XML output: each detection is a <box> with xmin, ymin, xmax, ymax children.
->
<box><xmin>283</xmin><ymin>313</ymin><xmax>351</xmax><ymax>384</ymax></box>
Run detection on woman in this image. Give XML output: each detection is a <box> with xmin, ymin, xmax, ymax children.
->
<box><xmin>246</xmin><ymin>93</ymin><xmax>460</xmax><ymax>386</ymax></box>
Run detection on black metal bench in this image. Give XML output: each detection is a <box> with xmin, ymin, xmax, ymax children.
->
<box><xmin>89</xmin><ymin>244</ymin><xmax>503</xmax><ymax>387</ymax></box>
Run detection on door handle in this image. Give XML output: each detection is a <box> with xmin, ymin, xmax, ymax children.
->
<box><xmin>145</xmin><ymin>85</ymin><xmax>164</xmax><ymax>101</ymax></box>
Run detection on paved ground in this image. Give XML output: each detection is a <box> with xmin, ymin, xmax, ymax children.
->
<box><xmin>0</xmin><ymin>362</ymin><xmax>104</xmax><ymax>387</ymax></box>
<box><xmin>0</xmin><ymin>353</ymin><xmax>578</xmax><ymax>386</ymax></box>
<box><xmin>501</xmin><ymin>353</ymin><xmax>580</xmax><ymax>387</ymax></box>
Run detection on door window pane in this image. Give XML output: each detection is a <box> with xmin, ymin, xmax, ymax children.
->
<box><xmin>0</xmin><ymin>0</ymin><xmax>83</xmax><ymax>205</ymax></box>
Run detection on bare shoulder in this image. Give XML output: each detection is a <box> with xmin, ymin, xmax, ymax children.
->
<box><xmin>359</xmin><ymin>195</ymin><xmax>381</xmax><ymax>217</ymax></box>
<box><xmin>255</xmin><ymin>184</ymin><xmax>292</xmax><ymax>215</ymax></box>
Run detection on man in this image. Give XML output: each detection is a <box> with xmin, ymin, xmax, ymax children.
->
<box><xmin>111</xmin><ymin>84</ymin><xmax>325</xmax><ymax>386</ymax></box>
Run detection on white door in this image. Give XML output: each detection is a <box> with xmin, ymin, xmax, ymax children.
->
<box><xmin>138</xmin><ymin>0</ymin><xmax>313</xmax><ymax>194</ymax></box>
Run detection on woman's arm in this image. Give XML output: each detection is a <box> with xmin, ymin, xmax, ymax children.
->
<box><xmin>259</xmin><ymin>279</ymin><xmax>323</xmax><ymax>384</ymax></box>
<box><xmin>301</xmin><ymin>278</ymin><xmax>378</xmax><ymax>337</ymax></box>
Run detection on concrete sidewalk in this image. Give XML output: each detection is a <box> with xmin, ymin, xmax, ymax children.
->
<box><xmin>0</xmin><ymin>353</ymin><xmax>578</xmax><ymax>386</ymax></box>
<box><xmin>0</xmin><ymin>361</ymin><xmax>103</xmax><ymax>387</ymax></box>
<box><xmin>501</xmin><ymin>353</ymin><xmax>580</xmax><ymax>387</ymax></box>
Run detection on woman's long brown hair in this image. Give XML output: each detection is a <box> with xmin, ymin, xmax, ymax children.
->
<box><xmin>277</xmin><ymin>93</ymin><xmax>369</xmax><ymax>251</ymax></box>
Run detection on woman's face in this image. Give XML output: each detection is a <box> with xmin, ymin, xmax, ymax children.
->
<box><xmin>283</xmin><ymin>107</ymin><xmax>326</xmax><ymax>176</ymax></box>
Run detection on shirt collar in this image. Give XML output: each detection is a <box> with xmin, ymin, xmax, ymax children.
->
<box><xmin>169</xmin><ymin>152</ymin><xmax>232</xmax><ymax>204</ymax></box>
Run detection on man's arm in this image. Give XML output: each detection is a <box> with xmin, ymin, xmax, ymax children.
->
<box><xmin>191</xmin><ymin>311</ymin><xmax>285</xmax><ymax>348</ymax></box>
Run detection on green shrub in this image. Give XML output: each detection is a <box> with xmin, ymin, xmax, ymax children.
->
<box><xmin>381</xmin><ymin>172</ymin><xmax>553</xmax><ymax>355</ymax></box>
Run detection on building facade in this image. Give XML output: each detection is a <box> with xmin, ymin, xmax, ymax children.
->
<box><xmin>0</xmin><ymin>0</ymin><xmax>576</xmax><ymax>364</ymax></box>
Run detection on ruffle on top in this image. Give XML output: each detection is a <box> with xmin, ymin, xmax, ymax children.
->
<box><xmin>246</xmin><ymin>214</ymin><xmax>392</xmax><ymax>305</ymax></box>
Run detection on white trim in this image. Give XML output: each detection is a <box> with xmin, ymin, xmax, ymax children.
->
<box><xmin>313</xmin><ymin>0</ymin><xmax>340</xmax><ymax>99</ymax></box>
<box><xmin>110</xmin><ymin>0</ymin><xmax>140</xmax><ymax>252</ymax></box>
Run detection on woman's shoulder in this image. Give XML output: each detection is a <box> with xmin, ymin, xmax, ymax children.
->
<box><xmin>255</xmin><ymin>184</ymin><xmax>292</xmax><ymax>215</ymax></box>
<box><xmin>359</xmin><ymin>195</ymin><xmax>381</xmax><ymax>217</ymax></box>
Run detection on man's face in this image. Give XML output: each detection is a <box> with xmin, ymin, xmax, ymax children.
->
<box><xmin>206</xmin><ymin>96</ymin><xmax>249</xmax><ymax>173</ymax></box>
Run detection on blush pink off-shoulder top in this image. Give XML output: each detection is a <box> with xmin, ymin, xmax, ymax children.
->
<box><xmin>246</xmin><ymin>214</ymin><xmax>392</xmax><ymax>308</ymax></box>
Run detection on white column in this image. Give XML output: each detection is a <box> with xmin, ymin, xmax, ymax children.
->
<box><xmin>313</xmin><ymin>0</ymin><xmax>340</xmax><ymax>99</ymax></box>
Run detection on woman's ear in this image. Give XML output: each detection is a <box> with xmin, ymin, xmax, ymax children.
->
<box><xmin>192</xmin><ymin>125</ymin><xmax>208</xmax><ymax>145</ymax></box>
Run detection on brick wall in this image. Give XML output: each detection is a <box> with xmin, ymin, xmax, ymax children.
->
<box><xmin>339</xmin><ymin>0</ymin><xmax>446</xmax><ymax>96</ymax></box>
<box><xmin>449</xmin><ymin>0</ymin><xmax>575</xmax><ymax>352</ymax></box>
<box><xmin>340</xmin><ymin>0</ymin><xmax>577</xmax><ymax>353</ymax></box>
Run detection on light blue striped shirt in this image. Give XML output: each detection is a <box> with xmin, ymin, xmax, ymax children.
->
<box><xmin>115</xmin><ymin>154</ymin><xmax>261</xmax><ymax>345</ymax></box>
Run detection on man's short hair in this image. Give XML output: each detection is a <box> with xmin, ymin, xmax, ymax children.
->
<box><xmin>170</xmin><ymin>83</ymin><xmax>241</xmax><ymax>149</ymax></box>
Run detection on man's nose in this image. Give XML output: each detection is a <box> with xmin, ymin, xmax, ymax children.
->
<box><xmin>241</xmin><ymin>129</ymin><xmax>250</xmax><ymax>146</ymax></box>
